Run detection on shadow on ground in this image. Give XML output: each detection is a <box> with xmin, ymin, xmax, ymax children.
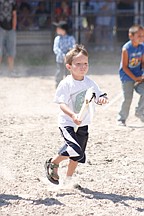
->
<box><xmin>0</xmin><ymin>194</ymin><xmax>63</xmax><ymax>207</ymax></box>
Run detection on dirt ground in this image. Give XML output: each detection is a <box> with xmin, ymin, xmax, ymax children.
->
<box><xmin>0</xmin><ymin>60</ymin><xmax>144</xmax><ymax>216</ymax></box>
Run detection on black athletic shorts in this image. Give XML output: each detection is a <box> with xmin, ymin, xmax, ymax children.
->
<box><xmin>58</xmin><ymin>126</ymin><xmax>89</xmax><ymax>163</ymax></box>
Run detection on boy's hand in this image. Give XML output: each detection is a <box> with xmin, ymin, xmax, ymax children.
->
<box><xmin>135</xmin><ymin>76</ymin><xmax>144</xmax><ymax>83</ymax></box>
<box><xmin>71</xmin><ymin>114</ymin><xmax>82</xmax><ymax>125</ymax></box>
<box><xmin>98</xmin><ymin>96</ymin><xmax>109</xmax><ymax>105</ymax></box>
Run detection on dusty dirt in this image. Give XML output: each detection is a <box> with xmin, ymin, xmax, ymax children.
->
<box><xmin>0</xmin><ymin>61</ymin><xmax>144</xmax><ymax>216</ymax></box>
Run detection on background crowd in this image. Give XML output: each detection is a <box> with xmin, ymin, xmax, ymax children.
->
<box><xmin>16</xmin><ymin>0</ymin><xmax>72</xmax><ymax>31</ymax></box>
<box><xmin>15</xmin><ymin>0</ymin><xmax>135</xmax><ymax>35</ymax></box>
<box><xmin>0</xmin><ymin>0</ymin><xmax>143</xmax><ymax>76</ymax></box>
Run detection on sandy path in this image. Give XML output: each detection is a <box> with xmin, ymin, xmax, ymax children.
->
<box><xmin>0</xmin><ymin>64</ymin><xmax>144</xmax><ymax>216</ymax></box>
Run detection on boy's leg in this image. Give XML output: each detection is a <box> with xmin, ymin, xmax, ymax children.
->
<box><xmin>44</xmin><ymin>155</ymin><xmax>68</xmax><ymax>184</ymax></box>
<box><xmin>135</xmin><ymin>82</ymin><xmax>144</xmax><ymax>121</ymax></box>
<box><xmin>136</xmin><ymin>96</ymin><xmax>144</xmax><ymax>114</ymax></box>
<box><xmin>66</xmin><ymin>159</ymin><xmax>78</xmax><ymax>177</ymax></box>
<box><xmin>51</xmin><ymin>155</ymin><xmax>68</xmax><ymax>179</ymax></box>
<box><xmin>55</xmin><ymin>63</ymin><xmax>65</xmax><ymax>87</ymax></box>
<box><xmin>117</xmin><ymin>81</ymin><xmax>134</xmax><ymax>123</ymax></box>
<box><xmin>0</xmin><ymin>27</ymin><xmax>4</xmax><ymax>71</ymax></box>
<box><xmin>45</xmin><ymin>126</ymin><xmax>88</xmax><ymax>184</ymax></box>
<box><xmin>65</xmin><ymin>126</ymin><xmax>88</xmax><ymax>177</ymax></box>
<box><xmin>46</xmin><ymin>155</ymin><xmax>78</xmax><ymax>182</ymax></box>
<box><xmin>52</xmin><ymin>155</ymin><xmax>68</xmax><ymax>167</ymax></box>
<box><xmin>52</xmin><ymin>156</ymin><xmax>78</xmax><ymax>178</ymax></box>
<box><xmin>6</xmin><ymin>30</ymin><xmax>16</xmax><ymax>73</ymax></box>
<box><xmin>7</xmin><ymin>56</ymin><xmax>14</xmax><ymax>71</ymax></box>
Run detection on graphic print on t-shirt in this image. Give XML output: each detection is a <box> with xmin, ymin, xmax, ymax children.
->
<box><xmin>72</xmin><ymin>90</ymin><xmax>87</xmax><ymax>113</ymax></box>
<box><xmin>0</xmin><ymin>0</ymin><xmax>14</xmax><ymax>22</ymax></box>
<box><xmin>129</xmin><ymin>52</ymin><xmax>142</xmax><ymax>68</ymax></box>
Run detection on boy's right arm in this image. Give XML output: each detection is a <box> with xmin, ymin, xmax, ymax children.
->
<box><xmin>60</xmin><ymin>103</ymin><xmax>81</xmax><ymax>125</ymax></box>
<box><xmin>53</xmin><ymin>37</ymin><xmax>63</xmax><ymax>55</ymax></box>
<box><xmin>122</xmin><ymin>48</ymin><xmax>143</xmax><ymax>83</ymax></box>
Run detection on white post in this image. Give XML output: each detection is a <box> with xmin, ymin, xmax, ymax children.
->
<box><xmin>134</xmin><ymin>1</ymin><xmax>139</xmax><ymax>24</ymax></box>
<box><xmin>140</xmin><ymin>0</ymin><xmax>144</xmax><ymax>25</ymax></box>
<box><xmin>72</xmin><ymin>0</ymin><xmax>82</xmax><ymax>43</ymax></box>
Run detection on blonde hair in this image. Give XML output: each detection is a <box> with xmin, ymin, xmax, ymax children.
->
<box><xmin>129</xmin><ymin>24</ymin><xmax>142</xmax><ymax>35</ymax></box>
<box><xmin>65</xmin><ymin>44</ymin><xmax>88</xmax><ymax>65</ymax></box>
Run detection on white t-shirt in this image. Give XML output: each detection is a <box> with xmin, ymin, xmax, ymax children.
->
<box><xmin>54</xmin><ymin>75</ymin><xmax>103</xmax><ymax>127</ymax></box>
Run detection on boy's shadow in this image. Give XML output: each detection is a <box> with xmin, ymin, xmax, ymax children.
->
<box><xmin>79</xmin><ymin>187</ymin><xmax>144</xmax><ymax>212</ymax></box>
<box><xmin>0</xmin><ymin>194</ymin><xmax>63</xmax><ymax>207</ymax></box>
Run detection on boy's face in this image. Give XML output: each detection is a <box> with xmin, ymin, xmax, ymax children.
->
<box><xmin>66</xmin><ymin>52</ymin><xmax>89</xmax><ymax>80</ymax></box>
<box><xmin>129</xmin><ymin>31</ymin><xmax>141</xmax><ymax>45</ymax></box>
<box><xmin>56</xmin><ymin>27</ymin><xmax>66</xmax><ymax>36</ymax></box>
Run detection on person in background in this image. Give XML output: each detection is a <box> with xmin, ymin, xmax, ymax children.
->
<box><xmin>95</xmin><ymin>0</ymin><xmax>116</xmax><ymax>51</ymax></box>
<box><xmin>35</xmin><ymin>1</ymin><xmax>49</xmax><ymax>29</ymax></box>
<box><xmin>54</xmin><ymin>0</ymin><xmax>72</xmax><ymax>27</ymax></box>
<box><xmin>0</xmin><ymin>0</ymin><xmax>17</xmax><ymax>76</ymax></box>
<box><xmin>82</xmin><ymin>0</ymin><xmax>99</xmax><ymax>44</ymax></box>
<box><xmin>117</xmin><ymin>25</ymin><xmax>144</xmax><ymax>126</ymax></box>
<box><xmin>53</xmin><ymin>21</ymin><xmax>76</xmax><ymax>88</ymax></box>
<box><xmin>116</xmin><ymin>0</ymin><xmax>134</xmax><ymax>43</ymax></box>
<box><xmin>18</xmin><ymin>2</ymin><xmax>33</xmax><ymax>30</ymax></box>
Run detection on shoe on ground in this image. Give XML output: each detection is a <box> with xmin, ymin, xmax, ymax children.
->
<box><xmin>117</xmin><ymin>120</ymin><xmax>126</xmax><ymax>126</ymax></box>
<box><xmin>58</xmin><ymin>176</ymin><xmax>74</xmax><ymax>189</ymax></box>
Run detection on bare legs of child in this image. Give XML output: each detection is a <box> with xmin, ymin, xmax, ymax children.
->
<box><xmin>7</xmin><ymin>56</ymin><xmax>14</xmax><ymax>72</ymax></box>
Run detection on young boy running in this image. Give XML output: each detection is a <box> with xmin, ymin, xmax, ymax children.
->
<box><xmin>117</xmin><ymin>24</ymin><xmax>144</xmax><ymax>126</ymax></box>
<box><xmin>45</xmin><ymin>44</ymin><xmax>108</xmax><ymax>185</ymax></box>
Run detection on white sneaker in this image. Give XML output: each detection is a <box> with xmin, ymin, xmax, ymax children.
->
<box><xmin>59</xmin><ymin>176</ymin><xmax>73</xmax><ymax>189</ymax></box>
<box><xmin>117</xmin><ymin>120</ymin><xmax>126</xmax><ymax>126</ymax></box>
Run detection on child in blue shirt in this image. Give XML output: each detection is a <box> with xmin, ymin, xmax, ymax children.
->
<box><xmin>117</xmin><ymin>25</ymin><xmax>144</xmax><ymax>126</ymax></box>
<box><xmin>53</xmin><ymin>21</ymin><xmax>76</xmax><ymax>87</ymax></box>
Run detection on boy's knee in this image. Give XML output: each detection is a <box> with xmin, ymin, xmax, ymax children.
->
<box><xmin>134</xmin><ymin>83</ymin><xmax>144</xmax><ymax>95</ymax></box>
<box><xmin>70</xmin><ymin>152</ymin><xmax>86</xmax><ymax>163</ymax></box>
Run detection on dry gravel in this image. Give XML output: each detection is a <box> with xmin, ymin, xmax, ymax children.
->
<box><xmin>0</xmin><ymin>63</ymin><xmax>144</xmax><ymax>216</ymax></box>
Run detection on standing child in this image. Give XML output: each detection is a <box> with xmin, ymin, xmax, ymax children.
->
<box><xmin>117</xmin><ymin>24</ymin><xmax>144</xmax><ymax>126</ymax></box>
<box><xmin>45</xmin><ymin>44</ymin><xmax>108</xmax><ymax>185</ymax></box>
<box><xmin>53</xmin><ymin>21</ymin><xmax>76</xmax><ymax>88</ymax></box>
<box><xmin>0</xmin><ymin>0</ymin><xmax>17</xmax><ymax>75</ymax></box>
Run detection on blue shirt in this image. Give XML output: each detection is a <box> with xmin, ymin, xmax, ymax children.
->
<box><xmin>53</xmin><ymin>34</ymin><xmax>76</xmax><ymax>63</ymax></box>
<box><xmin>119</xmin><ymin>41</ymin><xmax>144</xmax><ymax>82</ymax></box>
